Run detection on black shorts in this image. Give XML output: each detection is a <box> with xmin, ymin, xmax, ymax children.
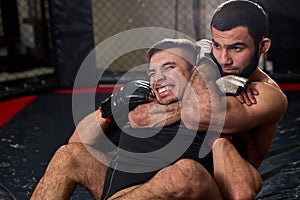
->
<box><xmin>101</xmin><ymin>124</ymin><xmax>213</xmax><ymax>200</ymax></box>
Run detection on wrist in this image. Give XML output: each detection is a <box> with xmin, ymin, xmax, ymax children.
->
<box><xmin>98</xmin><ymin>108</ymin><xmax>111</xmax><ymax>124</ymax></box>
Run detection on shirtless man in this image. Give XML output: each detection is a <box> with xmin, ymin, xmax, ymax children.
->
<box><xmin>31</xmin><ymin>37</ymin><xmax>248</xmax><ymax>200</ymax></box>
<box><xmin>111</xmin><ymin>0</ymin><xmax>287</xmax><ymax>199</ymax></box>
<box><xmin>31</xmin><ymin>0</ymin><xmax>287</xmax><ymax>199</ymax></box>
<box><xmin>31</xmin><ymin>38</ymin><xmax>220</xmax><ymax>199</ymax></box>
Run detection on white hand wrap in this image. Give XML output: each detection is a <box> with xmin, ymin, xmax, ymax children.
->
<box><xmin>216</xmin><ymin>75</ymin><xmax>250</xmax><ymax>96</ymax></box>
<box><xmin>195</xmin><ymin>39</ymin><xmax>212</xmax><ymax>64</ymax></box>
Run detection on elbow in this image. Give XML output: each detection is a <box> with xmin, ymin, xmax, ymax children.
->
<box><xmin>181</xmin><ymin>108</ymin><xmax>197</xmax><ymax>130</ymax></box>
<box><xmin>181</xmin><ymin>108</ymin><xmax>210</xmax><ymax>131</ymax></box>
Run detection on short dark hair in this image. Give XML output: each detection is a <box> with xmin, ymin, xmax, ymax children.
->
<box><xmin>146</xmin><ymin>38</ymin><xmax>198</xmax><ymax>66</ymax></box>
<box><xmin>211</xmin><ymin>0</ymin><xmax>268</xmax><ymax>45</ymax></box>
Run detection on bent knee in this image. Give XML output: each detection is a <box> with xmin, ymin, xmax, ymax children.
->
<box><xmin>52</xmin><ymin>143</ymin><xmax>86</xmax><ymax>168</ymax></box>
<box><xmin>58</xmin><ymin>143</ymin><xmax>86</xmax><ymax>154</ymax></box>
<box><xmin>157</xmin><ymin>159</ymin><xmax>210</xmax><ymax>197</ymax></box>
<box><xmin>173</xmin><ymin>159</ymin><xmax>209</xmax><ymax>185</ymax></box>
<box><xmin>174</xmin><ymin>158</ymin><xmax>206</xmax><ymax>172</ymax></box>
<box><xmin>57</xmin><ymin>143</ymin><xmax>87</xmax><ymax>157</ymax></box>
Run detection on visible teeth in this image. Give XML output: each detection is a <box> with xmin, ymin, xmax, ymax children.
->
<box><xmin>158</xmin><ymin>86</ymin><xmax>168</xmax><ymax>93</ymax></box>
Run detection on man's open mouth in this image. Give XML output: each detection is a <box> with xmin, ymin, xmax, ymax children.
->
<box><xmin>157</xmin><ymin>86</ymin><xmax>170</xmax><ymax>94</ymax></box>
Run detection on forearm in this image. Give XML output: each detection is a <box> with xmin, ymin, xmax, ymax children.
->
<box><xmin>68</xmin><ymin>110</ymin><xmax>109</xmax><ymax>145</ymax></box>
<box><xmin>129</xmin><ymin>100</ymin><xmax>181</xmax><ymax>128</ymax></box>
<box><xmin>181</xmin><ymin>66</ymin><xmax>226</xmax><ymax>131</ymax></box>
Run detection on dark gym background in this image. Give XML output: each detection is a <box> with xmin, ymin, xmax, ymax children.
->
<box><xmin>0</xmin><ymin>0</ymin><xmax>299</xmax><ymax>199</ymax></box>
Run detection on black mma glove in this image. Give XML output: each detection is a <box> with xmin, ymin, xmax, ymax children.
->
<box><xmin>215</xmin><ymin>75</ymin><xmax>250</xmax><ymax>96</ymax></box>
<box><xmin>100</xmin><ymin>80</ymin><xmax>151</xmax><ymax>119</ymax></box>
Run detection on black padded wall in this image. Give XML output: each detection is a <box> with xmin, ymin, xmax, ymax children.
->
<box><xmin>49</xmin><ymin>0</ymin><xmax>94</xmax><ymax>88</ymax></box>
<box><xmin>255</xmin><ymin>0</ymin><xmax>300</xmax><ymax>76</ymax></box>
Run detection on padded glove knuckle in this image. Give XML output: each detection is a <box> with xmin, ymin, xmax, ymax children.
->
<box><xmin>100</xmin><ymin>80</ymin><xmax>151</xmax><ymax>119</ymax></box>
<box><xmin>216</xmin><ymin>75</ymin><xmax>250</xmax><ymax>96</ymax></box>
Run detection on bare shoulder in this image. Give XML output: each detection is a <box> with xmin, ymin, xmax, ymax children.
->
<box><xmin>252</xmin><ymin>81</ymin><xmax>286</xmax><ymax>102</ymax></box>
<box><xmin>251</xmin><ymin>81</ymin><xmax>288</xmax><ymax>120</ymax></box>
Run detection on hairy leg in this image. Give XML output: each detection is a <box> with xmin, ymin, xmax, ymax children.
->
<box><xmin>30</xmin><ymin>143</ymin><xmax>110</xmax><ymax>200</ymax></box>
<box><xmin>108</xmin><ymin>159</ymin><xmax>222</xmax><ymax>200</ymax></box>
<box><xmin>108</xmin><ymin>185</ymin><xmax>140</xmax><ymax>199</ymax></box>
<box><xmin>212</xmin><ymin>138</ymin><xmax>262</xmax><ymax>200</ymax></box>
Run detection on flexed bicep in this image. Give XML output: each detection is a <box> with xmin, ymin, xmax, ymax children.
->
<box><xmin>222</xmin><ymin>82</ymin><xmax>287</xmax><ymax>133</ymax></box>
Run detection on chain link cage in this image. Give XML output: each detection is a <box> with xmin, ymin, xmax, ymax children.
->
<box><xmin>91</xmin><ymin>0</ymin><xmax>227</xmax><ymax>73</ymax></box>
<box><xmin>0</xmin><ymin>0</ymin><xmax>51</xmax><ymax>71</ymax></box>
<box><xmin>90</xmin><ymin>0</ymin><xmax>300</xmax><ymax>78</ymax></box>
<box><xmin>1</xmin><ymin>0</ymin><xmax>299</xmax><ymax>75</ymax></box>
<box><xmin>0</xmin><ymin>0</ymin><xmax>54</xmax><ymax>100</ymax></box>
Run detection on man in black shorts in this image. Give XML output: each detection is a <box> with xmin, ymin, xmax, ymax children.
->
<box><xmin>31</xmin><ymin>1</ymin><xmax>288</xmax><ymax>199</ymax></box>
<box><xmin>32</xmin><ymin>38</ymin><xmax>224</xmax><ymax>199</ymax></box>
<box><xmin>99</xmin><ymin>38</ymin><xmax>215</xmax><ymax>199</ymax></box>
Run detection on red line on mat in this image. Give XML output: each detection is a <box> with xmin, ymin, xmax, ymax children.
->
<box><xmin>54</xmin><ymin>84</ymin><xmax>300</xmax><ymax>94</ymax></box>
<box><xmin>279</xmin><ymin>83</ymin><xmax>300</xmax><ymax>91</ymax></box>
<box><xmin>0</xmin><ymin>95</ymin><xmax>36</xmax><ymax>127</ymax></box>
<box><xmin>54</xmin><ymin>86</ymin><xmax>120</xmax><ymax>94</ymax></box>
<box><xmin>0</xmin><ymin>84</ymin><xmax>298</xmax><ymax>128</ymax></box>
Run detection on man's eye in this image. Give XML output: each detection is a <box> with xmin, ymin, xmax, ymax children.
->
<box><xmin>163</xmin><ymin>65</ymin><xmax>175</xmax><ymax>71</ymax></box>
<box><xmin>212</xmin><ymin>43</ymin><xmax>220</xmax><ymax>49</ymax></box>
<box><xmin>232</xmin><ymin>46</ymin><xmax>242</xmax><ymax>52</ymax></box>
<box><xmin>148</xmin><ymin>72</ymin><xmax>155</xmax><ymax>77</ymax></box>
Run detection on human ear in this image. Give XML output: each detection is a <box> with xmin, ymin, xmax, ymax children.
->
<box><xmin>260</xmin><ymin>37</ymin><xmax>271</xmax><ymax>53</ymax></box>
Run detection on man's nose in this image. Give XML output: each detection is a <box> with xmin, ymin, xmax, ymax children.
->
<box><xmin>152</xmin><ymin>71</ymin><xmax>165</xmax><ymax>83</ymax></box>
<box><xmin>220</xmin><ymin>49</ymin><xmax>232</xmax><ymax>65</ymax></box>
